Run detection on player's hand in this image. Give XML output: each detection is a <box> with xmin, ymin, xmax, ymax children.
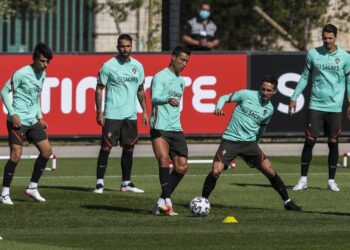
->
<box><xmin>96</xmin><ymin>112</ymin><xmax>105</xmax><ymax>127</ymax></box>
<box><xmin>11</xmin><ymin>114</ymin><xmax>22</xmax><ymax>128</ymax></box>
<box><xmin>38</xmin><ymin>118</ymin><xmax>48</xmax><ymax>129</ymax></box>
<box><xmin>168</xmin><ymin>98</ymin><xmax>180</xmax><ymax>107</ymax></box>
<box><xmin>142</xmin><ymin>113</ymin><xmax>149</xmax><ymax>127</ymax></box>
<box><xmin>288</xmin><ymin>101</ymin><xmax>296</xmax><ymax>116</ymax></box>
<box><xmin>213</xmin><ymin>109</ymin><xmax>224</xmax><ymax>115</ymax></box>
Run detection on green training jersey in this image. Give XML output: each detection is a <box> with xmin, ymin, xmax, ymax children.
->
<box><xmin>1</xmin><ymin>65</ymin><xmax>45</xmax><ymax>126</ymax></box>
<box><xmin>216</xmin><ymin>90</ymin><xmax>274</xmax><ymax>142</ymax></box>
<box><xmin>97</xmin><ymin>56</ymin><xmax>144</xmax><ymax>120</ymax></box>
<box><xmin>150</xmin><ymin>67</ymin><xmax>185</xmax><ymax>131</ymax></box>
<box><xmin>291</xmin><ymin>46</ymin><xmax>350</xmax><ymax>112</ymax></box>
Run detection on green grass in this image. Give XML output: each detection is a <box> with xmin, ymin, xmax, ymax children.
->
<box><xmin>1</xmin><ymin>156</ymin><xmax>350</xmax><ymax>249</ymax></box>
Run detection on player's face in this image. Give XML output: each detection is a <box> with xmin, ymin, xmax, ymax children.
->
<box><xmin>322</xmin><ymin>32</ymin><xmax>336</xmax><ymax>51</ymax></box>
<box><xmin>117</xmin><ymin>39</ymin><xmax>132</xmax><ymax>59</ymax></box>
<box><xmin>172</xmin><ymin>52</ymin><xmax>190</xmax><ymax>74</ymax></box>
<box><xmin>260</xmin><ymin>81</ymin><xmax>276</xmax><ymax>102</ymax></box>
<box><xmin>33</xmin><ymin>53</ymin><xmax>49</xmax><ymax>72</ymax></box>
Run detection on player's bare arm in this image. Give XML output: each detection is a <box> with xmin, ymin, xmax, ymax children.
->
<box><xmin>95</xmin><ymin>83</ymin><xmax>105</xmax><ymax>126</ymax></box>
<box><xmin>288</xmin><ymin>100</ymin><xmax>296</xmax><ymax>116</ymax></box>
<box><xmin>137</xmin><ymin>83</ymin><xmax>149</xmax><ymax>126</ymax></box>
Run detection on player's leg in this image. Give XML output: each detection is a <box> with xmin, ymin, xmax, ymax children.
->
<box><xmin>202</xmin><ymin>139</ymin><xmax>233</xmax><ymax>199</ymax></box>
<box><xmin>168</xmin><ymin>131</ymin><xmax>188</xmax><ymax>195</ymax></box>
<box><xmin>257</xmin><ymin>158</ymin><xmax>301</xmax><ymax>211</ymax></box>
<box><xmin>94</xmin><ymin>119</ymin><xmax>117</xmax><ymax>194</ymax></box>
<box><xmin>151</xmin><ymin>129</ymin><xmax>172</xmax><ymax>215</ymax></box>
<box><xmin>25</xmin><ymin>123</ymin><xmax>52</xmax><ymax>202</ymax></box>
<box><xmin>325</xmin><ymin>112</ymin><xmax>341</xmax><ymax>191</ymax></box>
<box><xmin>119</xmin><ymin>120</ymin><xmax>143</xmax><ymax>193</ymax></box>
<box><xmin>0</xmin><ymin>122</ymin><xmax>24</xmax><ymax>205</ymax></box>
<box><xmin>293</xmin><ymin>109</ymin><xmax>320</xmax><ymax>191</ymax></box>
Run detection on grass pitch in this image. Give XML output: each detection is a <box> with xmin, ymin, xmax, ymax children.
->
<box><xmin>1</xmin><ymin>156</ymin><xmax>350</xmax><ymax>249</ymax></box>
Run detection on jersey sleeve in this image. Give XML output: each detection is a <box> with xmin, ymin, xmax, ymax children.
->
<box><xmin>215</xmin><ymin>90</ymin><xmax>247</xmax><ymax>110</ymax></box>
<box><xmin>344</xmin><ymin>54</ymin><xmax>350</xmax><ymax>101</ymax></box>
<box><xmin>151</xmin><ymin>74</ymin><xmax>169</xmax><ymax>104</ymax></box>
<box><xmin>0</xmin><ymin>71</ymin><xmax>22</xmax><ymax>116</ymax></box>
<box><xmin>183</xmin><ymin>21</ymin><xmax>192</xmax><ymax>36</ymax></box>
<box><xmin>97</xmin><ymin>63</ymin><xmax>109</xmax><ymax>86</ymax></box>
<box><xmin>291</xmin><ymin>51</ymin><xmax>312</xmax><ymax>101</ymax></box>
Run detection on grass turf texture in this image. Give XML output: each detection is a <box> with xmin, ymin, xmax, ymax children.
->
<box><xmin>1</xmin><ymin>156</ymin><xmax>350</xmax><ymax>249</ymax></box>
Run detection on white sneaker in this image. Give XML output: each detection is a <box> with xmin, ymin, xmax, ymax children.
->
<box><xmin>25</xmin><ymin>188</ymin><xmax>46</xmax><ymax>202</ymax></box>
<box><xmin>120</xmin><ymin>183</ymin><xmax>144</xmax><ymax>193</ymax></box>
<box><xmin>292</xmin><ymin>179</ymin><xmax>307</xmax><ymax>191</ymax></box>
<box><xmin>328</xmin><ymin>181</ymin><xmax>340</xmax><ymax>192</ymax></box>
<box><xmin>0</xmin><ymin>195</ymin><xmax>14</xmax><ymax>205</ymax></box>
<box><xmin>93</xmin><ymin>184</ymin><xmax>104</xmax><ymax>194</ymax></box>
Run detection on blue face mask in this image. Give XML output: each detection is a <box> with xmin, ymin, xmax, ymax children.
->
<box><xmin>199</xmin><ymin>10</ymin><xmax>210</xmax><ymax>20</ymax></box>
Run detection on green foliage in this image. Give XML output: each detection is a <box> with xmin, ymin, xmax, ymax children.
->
<box><xmin>0</xmin><ymin>0</ymin><xmax>54</xmax><ymax>17</ymax></box>
<box><xmin>181</xmin><ymin>0</ymin><xmax>350</xmax><ymax>50</ymax></box>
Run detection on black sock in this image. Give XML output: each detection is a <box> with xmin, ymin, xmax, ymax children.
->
<box><xmin>301</xmin><ymin>139</ymin><xmax>315</xmax><ymax>176</ymax></box>
<box><xmin>269</xmin><ymin>174</ymin><xmax>289</xmax><ymax>202</ymax></box>
<box><xmin>2</xmin><ymin>160</ymin><xmax>18</xmax><ymax>187</ymax></box>
<box><xmin>169</xmin><ymin>170</ymin><xmax>184</xmax><ymax>194</ymax></box>
<box><xmin>159</xmin><ymin>167</ymin><xmax>170</xmax><ymax>199</ymax></box>
<box><xmin>121</xmin><ymin>150</ymin><xmax>133</xmax><ymax>182</ymax></box>
<box><xmin>96</xmin><ymin>149</ymin><xmax>110</xmax><ymax>179</ymax></box>
<box><xmin>328</xmin><ymin>142</ymin><xmax>339</xmax><ymax>179</ymax></box>
<box><xmin>202</xmin><ymin>172</ymin><xmax>218</xmax><ymax>199</ymax></box>
<box><xmin>30</xmin><ymin>155</ymin><xmax>49</xmax><ymax>183</ymax></box>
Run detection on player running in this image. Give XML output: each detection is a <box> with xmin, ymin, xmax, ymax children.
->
<box><xmin>201</xmin><ymin>75</ymin><xmax>302</xmax><ymax>212</ymax></box>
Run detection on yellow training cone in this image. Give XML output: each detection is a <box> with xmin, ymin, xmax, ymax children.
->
<box><xmin>223</xmin><ymin>216</ymin><xmax>238</xmax><ymax>223</ymax></box>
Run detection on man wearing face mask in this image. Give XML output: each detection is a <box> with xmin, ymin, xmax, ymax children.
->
<box><xmin>182</xmin><ymin>2</ymin><xmax>220</xmax><ymax>51</ymax></box>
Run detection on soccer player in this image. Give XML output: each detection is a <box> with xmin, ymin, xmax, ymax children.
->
<box><xmin>289</xmin><ymin>24</ymin><xmax>350</xmax><ymax>192</ymax></box>
<box><xmin>150</xmin><ymin>46</ymin><xmax>191</xmax><ymax>216</ymax></box>
<box><xmin>0</xmin><ymin>42</ymin><xmax>53</xmax><ymax>205</ymax></box>
<box><xmin>93</xmin><ymin>34</ymin><xmax>149</xmax><ymax>194</ymax></box>
<box><xmin>201</xmin><ymin>75</ymin><xmax>302</xmax><ymax>212</ymax></box>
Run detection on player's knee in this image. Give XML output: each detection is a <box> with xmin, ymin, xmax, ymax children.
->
<box><xmin>41</xmin><ymin>147</ymin><xmax>53</xmax><ymax>158</ymax></box>
<box><xmin>123</xmin><ymin>145</ymin><xmax>134</xmax><ymax>152</ymax></box>
<box><xmin>176</xmin><ymin>164</ymin><xmax>188</xmax><ymax>174</ymax></box>
<box><xmin>101</xmin><ymin>146</ymin><xmax>111</xmax><ymax>152</ymax></box>
<box><xmin>305</xmin><ymin>137</ymin><xmax>316</xmax><ymax>148</ymax></box>
<box><xmin>158</xmin><ymin>156</ymin><xmax>170</xmax><ymax>167</ymax></box>
<box><xmin>212</xmin><ymin>163</ymin><xmax>224</xmax><ymax>177</ymax></box>
<box><xmin>10</xmin><ymin>148</ymin><xmax>22</xmax><ymax>162</ymax></box>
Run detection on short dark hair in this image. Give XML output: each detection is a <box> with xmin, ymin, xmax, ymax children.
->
<box><xmin>261</xmin><ymin>74</ymin><xmax>278</xmax><ymax>87</ymax></box>
<box><xmin>33</xmin><ymin>42</ymin><xmax>53</xmax><ymax>61</ymax></box>
<box><xmin>322</xmin><ymin>24</ymin><xmax>337</xmax><ymax>37</ymax></box>
<box><xmin>172</xmin><ymin>46</ymin><xmax>191</xmax><ymax>57</ymax></box>
<box><xmin>118</xmin><ymin>34</ymin><xmax>133</xmax><ymax>43</ymax></box>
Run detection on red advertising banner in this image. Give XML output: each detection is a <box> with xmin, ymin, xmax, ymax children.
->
<box><xmin>0</xmin><ymin>54</ymin><xmax>247</xmax><ymax>137</ymax></box>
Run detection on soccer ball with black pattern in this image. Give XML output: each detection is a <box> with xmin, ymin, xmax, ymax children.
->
<box><xmin>189</xmin><ymin>197</ymin><xmax>210</xmax><ymax>217</ymax></box>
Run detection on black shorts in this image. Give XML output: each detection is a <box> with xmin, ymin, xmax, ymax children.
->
<box><xmin>7</xmin><ymin>121</ymin><xmax>48</xmax><ymax>146</ymax></box>
<box><xmin>101</xmin><ymin>119</ymin><xmax>138</xmax><ymax>148</ymax></box>
<box><xmin>214</xmin><ymin>139</ymin><xmax>267</xmax><ymax>169</ymax></box>
<box><xmin>306</xmin><ymin>109</ymin><xmax>341</xmax><ymax>138</ymax></box>
<box><xmin>150</xmin><ymin>129</ymin><xmax>188</xmax><ymax>158</ymax></box>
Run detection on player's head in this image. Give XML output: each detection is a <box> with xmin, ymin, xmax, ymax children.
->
<box><xmin>32</xmin><ymin>42</ymin><xmax>53</xmax><ymax>72</ymax></box>
<box><xmin>198</xmin><ymin>2</ymin><xmax>211</xmax><ymax>20</ymax></box>
<box><xmin>117</xmin><ymin>34</ymin><xmax>133</xmax><ymax>60</ymax></box>
<box><xmin>322</xmin><ymin>24</ymin><xmax>337</xmax><ymax>51</ymax></box>
<box><xmin>170</xmin><ymin>46</ymin><xmax>191</xmax><ymax>74</ymax></box>
<box><xmin>260</xmin><ymin>74</ymin><xmax>277</xmax><ymax>102</ymax></box>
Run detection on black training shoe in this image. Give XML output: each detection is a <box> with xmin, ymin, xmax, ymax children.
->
<box><xmin>284</xmin><ymin>200</ymin><xmax>302</xmax><ymax>212</ymax></box>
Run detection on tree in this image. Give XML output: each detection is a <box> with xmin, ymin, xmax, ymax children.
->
<box><xmin>0</xmin><ymin>0</ymin><xmax>53</xmax><ymax>17</ymax></box>
<box><xmin>94</xmin><ymin>0</ymin><xmax>144</xmax><ymax>35</ymax></box>
<box><xmin>180</xmin><ymin>0</ymin><xmax>350</xmax><ymax>51</ymax></box>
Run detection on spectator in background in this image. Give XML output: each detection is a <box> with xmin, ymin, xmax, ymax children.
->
<box><xmin>182</xmin><ymin>2</ymin><xmax>220</xmax><ymax>51</ymax></box>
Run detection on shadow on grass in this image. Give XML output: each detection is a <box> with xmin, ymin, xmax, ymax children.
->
<box><xmin>302</xmin><ymin>210</ymin><xmax>350</xmax><ymax>217</ymax></box>
<box><xmin>230</xmin><ymin>183</ymin><xmax>323</xmax><ymax>190</ymax></box>
<box><xmin>177</xmin><ymin>201</ymin><xmax>273</xmax><ymax>212</ymax></box>
<box><xmin>40</xmin><ymin>185</ymin><xmax>114</xmax><ymax>192</ymax></box>
<box><xmin>82</xmin><ymin>204</ymin><xmax>150</xmax><ymax>215</ymax></box>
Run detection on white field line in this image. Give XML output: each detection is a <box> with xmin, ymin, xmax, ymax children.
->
<box><xmin>4</xmin><ymin>172</ymin><xmax>350</xmax><ymax>179</ymax></box>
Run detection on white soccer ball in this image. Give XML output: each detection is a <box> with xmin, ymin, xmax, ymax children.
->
<box><xmin>189</xmin><ymin>197</ymin><xmax>210</xmax><ymax>217</ymax></box>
